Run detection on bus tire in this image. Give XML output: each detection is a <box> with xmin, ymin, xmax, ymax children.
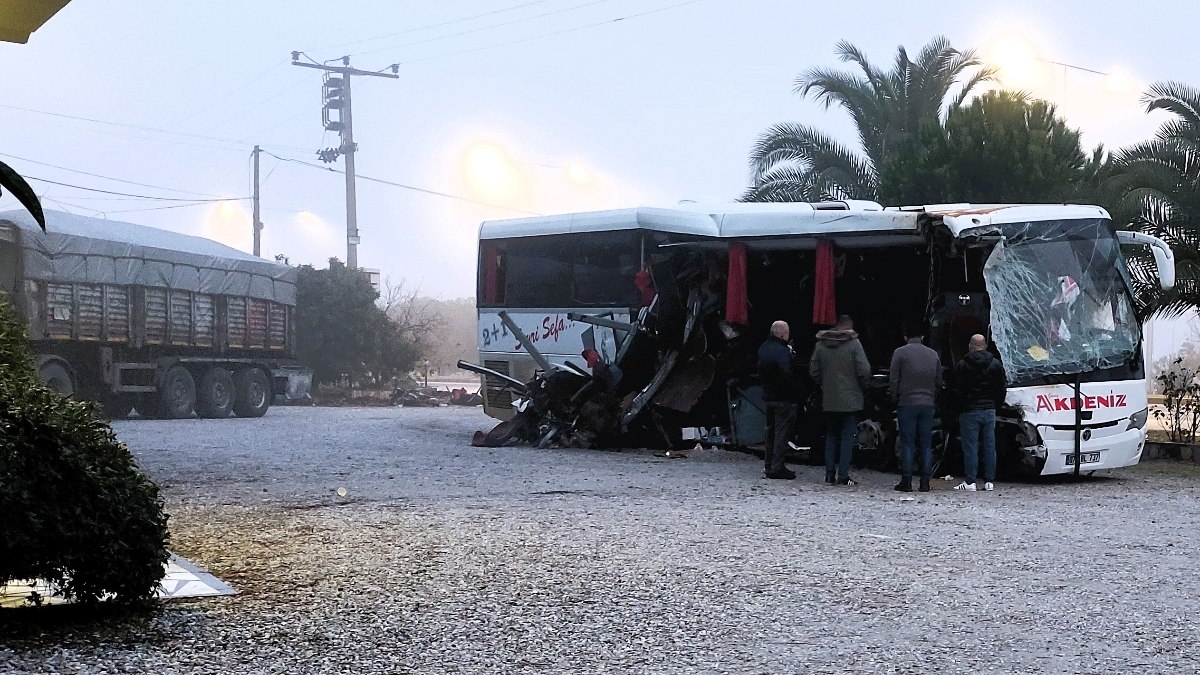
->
<box><xmin>233</xmin><ymin>367</ymin><xmax>271</xmax><ymax>418</ymax></box>
<box><xmin>158</xmin><ymin>365</ymin><xmax>197</xmax><ymax>419</ymax></box>
<box><xmin>38</xmin><ymin>359</ymin><xmax>76</xmax><ymax>397</ymax></box>
<box><xmin>197</xmin><ymin>367</ymin><xmax>235</xmax><ymax>419</ymax></box>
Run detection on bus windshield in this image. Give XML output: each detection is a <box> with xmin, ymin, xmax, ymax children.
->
<box><xmin>983</xmin><ymin>219</ymin><xmax>1141</xmax><ymax>386</ymax></box>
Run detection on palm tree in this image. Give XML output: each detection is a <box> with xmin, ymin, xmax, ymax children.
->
<box><xmin>0</xmin><ymin>160</ymin><xmax>45</xmax><ymax>230</ymax></box>
<box><xmin>744</xmin><ymin>36</ymin><xmax>995</xmax><ymax>202</ymax></box>
<box><xmin>1112</xmin><ymin>81</ymin><xmax>1200</xmax><ymax>317</ymax></box>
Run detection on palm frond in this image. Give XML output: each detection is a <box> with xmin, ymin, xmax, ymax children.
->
<box><xmin>1143</xmin><ymin>81</ymin><xmax>1200</xmax><ymax>129</ymax></box>
<box><xmin>746</xmin><ymin>123</ymin><xmax>877</xmax><ymax>201</ymax></box>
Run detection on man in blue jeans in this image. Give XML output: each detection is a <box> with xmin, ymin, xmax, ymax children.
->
<box><xmin>809</xmin><ymin>315</ymin><xmax>871</xmax><ymax>486</ymax></box>
<box><xmin>950</xmin><ymin>334</ymin><xmax>1007</xmax><ymax>492</ymax></box>
<box><xmin>888</xmin><ymin>320</ymin><xmax>942</xmax><ymax>493</ymax></box>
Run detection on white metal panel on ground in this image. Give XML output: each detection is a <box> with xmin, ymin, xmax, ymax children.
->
<box><xmin>0</xmin><ymin>553</ymin><xmax>235</xmax><ymax>607</ymax></box>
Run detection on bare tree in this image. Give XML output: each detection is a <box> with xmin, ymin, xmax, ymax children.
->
<box><xmin>380</xmin><ymin>277</ymin><xmax>445</xmax><ymax>355</ymax></box>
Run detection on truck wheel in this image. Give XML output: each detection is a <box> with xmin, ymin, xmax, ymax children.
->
<box><xmin>38</xmin><ymin>360</ymin><xmax>76</xmax><ymax>397</ymax></box>
<box><xmin>233</xmin><ymin>367</ymin><xmax>271</xmax><ymax>418</ymax></box>
<box><xmin>197</xmin><ymin>367</ymin><xmax>235</xmax><ymax>418</ymax></box>
<box><xmin>158</xmin><ymin>365</ymin><xmax>197</xmax><ymax>419</ymax></box>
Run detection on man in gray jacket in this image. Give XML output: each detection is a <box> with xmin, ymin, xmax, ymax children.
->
<box><xmin>888</xmin><ymin>319</ymin><xmax>942</xmax><ymax>493</ymax></box>
<box><xmin>809</xmin><ymin>315</ymin><xmax>871</xmax><ymax>485</ymax></box>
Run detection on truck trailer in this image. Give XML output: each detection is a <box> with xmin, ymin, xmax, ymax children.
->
<box><xmin>0</xmin><ymin>209</ymin><xmax>310</xmax><ymax>419</ymax></box>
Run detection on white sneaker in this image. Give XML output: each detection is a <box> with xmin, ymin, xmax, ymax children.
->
<box><xmin>953</xmin><ymin>482</ymin><xmax>977</xmax><ymax>491</ymax></box>
<box><xmin>983</xmin><ymin>482</ymin><xmax>995</xmax><ymax>491</ymax></box>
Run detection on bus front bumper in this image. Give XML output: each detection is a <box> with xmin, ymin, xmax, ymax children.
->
<box><xmin>1026</xmin><ymin>427</ymin><xmax>1147</xmax><ymax>476</ymax></box>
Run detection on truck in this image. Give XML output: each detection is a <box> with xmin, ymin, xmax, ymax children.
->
<box><xmin>472</xmin><ymin>201</ymin><xmax>1176</xmax><ymax>477</ymax></box>
<box><xmin>0</xmin><ymin>208</ymin><xmax>311</xmax><ymax>419</ymax></box>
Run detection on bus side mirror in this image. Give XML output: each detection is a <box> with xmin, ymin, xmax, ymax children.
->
<box><xmin>1116</xmin><ymin>230</ymin><xmax>1175</xmax><ymax>290</ymax></box>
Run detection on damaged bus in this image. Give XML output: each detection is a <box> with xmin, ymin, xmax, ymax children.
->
<box><xmin>470</xmin><ymin>201</ymin><xmax>1175</xmax><ymax>477</ymax></box>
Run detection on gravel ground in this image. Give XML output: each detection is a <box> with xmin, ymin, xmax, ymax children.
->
<box><xmin>3</xmin><ymin>406</ymin><xmax>1200</xmax><ymax>674</ymax></box>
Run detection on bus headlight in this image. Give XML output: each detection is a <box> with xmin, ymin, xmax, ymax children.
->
<box><xmin>1127</xmin><ymin>408</ymin><xmax>1149</xmax><ymax>430</ymax></box>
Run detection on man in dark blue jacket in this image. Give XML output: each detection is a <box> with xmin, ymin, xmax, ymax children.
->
<box><xmin>757</xmin><ymin>320</ymin><xmax>799</xmax><ymax>479</ymax></box>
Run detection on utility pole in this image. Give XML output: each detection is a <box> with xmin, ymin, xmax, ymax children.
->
<box><xmin>252</xmin><ymin>144</ymin><xmax>262</xmax><ymax>257</ymax></box>
<box><xmin>291</xmin><ymin>53</ymin><xmax>398</xmax><ymax>270</ymax></box>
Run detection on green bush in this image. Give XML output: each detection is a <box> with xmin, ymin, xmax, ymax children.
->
<box><xmin>0</xmin><ymin>299</ymin><xmax>169</xmax><ymax>605</ymax></box>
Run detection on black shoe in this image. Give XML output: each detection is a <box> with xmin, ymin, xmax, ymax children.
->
<box><xmin>824</xmin><ymin>475</ymin><xmax>836</xmax><ymax>485</ymax></box>
<box><xmin>765</xmin><ymin>468</ymin><xmax>796</xmax><ymax>480</ymax></box>
<box><xmin>919</xmin><ymin>478</ymin><xmax>931</xmax><ymax>492</ymax></box>
<box><xmin>838</xmin><ymin>477</ymin><xmax>857</xmax><ymax>486</ymax></box>
<box><xmin>894</xmin><ymin>477</ymin><xmax>913</xmax><ymax>492</ymax></box>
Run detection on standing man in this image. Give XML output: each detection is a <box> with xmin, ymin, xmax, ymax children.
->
<box><xmin>809</xmin><ymin>315</ymin><xmax>870</xmax><ymax>486</ymax></box>
<box><xmin>757</xmin><ymin>320</ymin><xmax>799</xmax><ymax>480</ymax></box>
<box><xmin>889</xmin><ymin>319</ymin><xmax>942</xmax><ymax>493</ymax></box>
<box><xmin>951</xmin><ymin>334</ymin><xmax>1007</xmax><ymax>492</ymax></box>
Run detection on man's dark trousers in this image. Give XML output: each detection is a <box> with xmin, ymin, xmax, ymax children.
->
<box><xmin>764</xmin><ymin>402</ymin><xmax>797</xmax><ymax>473</ymax></box>
<box><xmin>897</xmin><ymin>404</ymin><xmax>935</xmax><ymax>481</ymax></box>
<box><xmin>823</xmin><ymin>412</ymin><xmax>857</xmax><ymax>481</ymax></box>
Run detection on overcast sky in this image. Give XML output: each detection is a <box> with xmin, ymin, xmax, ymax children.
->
<box><xmin>2</xmin><ymin>0</ymin><xmax>1197</xmax><ymax>330</ymax></box>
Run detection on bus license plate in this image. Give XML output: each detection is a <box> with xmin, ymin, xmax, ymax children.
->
<box><xmin>1065</xmin><ymin>452</ymin><xmax>1101</xmax><ymax>466</ymax></box>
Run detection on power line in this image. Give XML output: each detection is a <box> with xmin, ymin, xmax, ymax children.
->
<box><xmin>0</xmin><ymin>152</ymin><xmax>225</xmax><ymax>198</ymax></box>
<box><xmin>196</xmin><ymin>70</ymin><xmax>319</xmax><ymax>135</ymax></box>
<box><xmin>104</xmin><ymin>201</ymin><xmax>237</xmax><ymax>215</ymax></box>
<box><xmin>261</xmin><ymin>150</ymin><xmax>541</xmax><ymax>215</ymax></box>
<box><xmin>26</xmin><ymin>176</ymin><xmax>243</xmax><ymax>202</ymax></box>
<box><xmin>307</xmin><ymin>0</ymin><xmax>553</xmax><ymax>54</ymax></box>
<box><xmin>171</xmin><ymin>59</ymin><xmax>290</xmax><ymax>129</ymax></box>
<box><xmin>0</xmin><ymin>103</ymin><xmax>313</xmax><ymax>154</ymax></box>
<box><xmin>7</xmin><ymin>112</ymin><xmax>264</xmax><ymax>155</ymax></box>
<box><xmin>392</xmin><ymin>0</ymin><xmax>706</xmax><ymax>66</ymax></box>
<box><xmin>39</xmin><ymin>196</ymin><xmax>104</xmax><ymax>218</ymax></box>
<box><xmin>352</xmin><ymin>0</ymin><xmax>613</xmax><ymax>58</ymax></box>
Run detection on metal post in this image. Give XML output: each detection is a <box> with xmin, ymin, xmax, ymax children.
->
<box><xmin>341</xmin><ymin>75</ymin><xmax>358</xmax><ymax>269</ymax></box>
<box><xmin>1080</xmin><ymin>369</ymin><xmax>1089</xmax><ymax>475</ymax></box>
<box><xmin>290</xmin><ymin>54</ymin><xmax>397</xmax><ymax>270</ymax></box>
<box><xmin>252</xmin><ymin>145</ymin><xmax>262</xmax><ymax>257</ymax></box>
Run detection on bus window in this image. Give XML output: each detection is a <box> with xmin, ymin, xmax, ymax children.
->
<box><xmin>572</xmin><ymin>233</ymin><xmax>638</xmax><ymax>306</ymax></box>
<box><xmin>502</xmin><ymin>237</ymin><xmax>574</xmax><ymax>307</ymax></box>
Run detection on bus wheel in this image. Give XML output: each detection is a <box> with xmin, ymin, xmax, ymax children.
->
<box><xmin>233</xmin><ymin>367</ymin><xmax>271</xmax><ymax>418</ymax></box>
<box><xmin>158</xmin><ymin>365</ymin><xmax>197</xmax><ymax>419</ymax></box>
<box><xmin>38</xmin><ymin>360</ymin><xmax>76</xmax><ymax>397</ymax></box>
<box><xmin>197</xmin><ymin>367</ymin><xmax>235</xmax><ymax>418</ymax></box>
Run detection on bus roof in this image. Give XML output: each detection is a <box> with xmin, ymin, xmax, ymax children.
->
<box><xmin>479</xmin><ymin>202</ymin><xmax>1112</xmax><ymax>242</ymax></box>
<box><xmin>909</xmin><ymin>203</ymin><xmax>1111</xmax><ymax>237</ymax></box>
<box><xmin>479</xmin><ymin>202</ymin><xmax>915</xmax><ymax>241</ymax></box>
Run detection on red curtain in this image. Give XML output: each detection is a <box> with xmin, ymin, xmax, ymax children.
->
<box><xmin>634</xmin><ymin>268</ymin><xmax>656</xmax><ymax>306</ymax></box>
<box><xmin>482</xmin><ymin>242</ymin><xmax>501</xmax><ymax>304</ymax></box>
<box><xmin>725</xmin><ymin>242</ymin><xmax>749</xmax><ymax>325</ymax></box>
<box><xmin>813</xmin><ymin>240</ymin><xmax>837</xmax><ymax>326</ymax></box>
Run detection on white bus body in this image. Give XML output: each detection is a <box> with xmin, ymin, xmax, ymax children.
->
<box><xmin>476</xmin><ymin>202</ymin><xmax>1174</xmax><ymax>476</ymax></box>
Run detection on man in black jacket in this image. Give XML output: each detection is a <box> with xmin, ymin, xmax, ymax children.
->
<box><xmin>757</xmin><ymin>320</ymin><xmax>799</xmax><ymax>479</ymax></box>
<box><xmin>950</xmin><ymin>334</ymin><xmax>1007</xmax><ymax>492</ymax></box>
